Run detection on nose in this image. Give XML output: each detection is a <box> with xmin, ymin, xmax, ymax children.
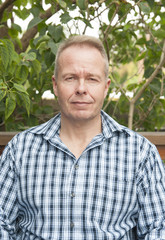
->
<box><xmin>75</xmin><ymin>79</ymin><xmax>87</xmax><ymax>95</ymax></box>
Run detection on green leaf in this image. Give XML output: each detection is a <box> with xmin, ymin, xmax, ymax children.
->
<box><xmin>48</xmin><ymin>40</ymin><xmax>58</xmax><ymax>55</ymax></box>
<box><xmin>27</xmin><ymin>52</ymin><xmax>37</xmax><ymax>61</ymax></box>
<box><xmin>21</xmin><ymin>52</ymin><xmax>36</xmax><ymax>61</ymax></box>
<box><xmin>12</xmin><ymin>23</ymin><xmax>22</xmax><ymax>32</ymax></box>
<box><xmin>15</xmin><ymin>65</ymin><xmax>29</xmax><ymax>80</ymax></box>
<box><xmin>136</xmin><ymin>37</ymin><xmax>146</xmax><ymax>45</ymax></box>
<box><xmin>89</xmin><ymin>6</ymin><xmax>95</xmax><ymax>16</ymax></box>
<box><xmin>0</xmin><ymin>45</ymin><xmax>9</xmax><ymax>70</ymax></box>
<box><xmin>31</xmin><ymin>7</ymin><xmax>40</xmax><ymax>17</ymax></box>
<box><xmin>33</xmin><ymin>35</ymin><xmax>50</xmax><ymax>47</ymax></box>
<box><xmin>5</xmin><ymin>96</ymin><xmax>16</xmax><ymax>120</ymax></box>
<box><xmin>14</xmin><ymin>8</ymin><xmax>30</xmax><ymax>20</ymax></box>
<box><xmin>31</xmin><ymin>59</ymin><xmax>41</xmax><ymax>74</ymax></box>
<box><xmin>44</xmin><ymin>51</ymin><xmax>55</xmax><ymax>67</ymax></box>
<box><xmin>108</xmin><ymin>4</ymin><xmax>116</xmax><ymax>22</ymax></box>
<box><xmin>0</xmin><ymin>90</ymin><xmax>6</xmax><ymax>101</ymax></box>
<box><xmin>13</xmin><ymin>83</ymin><xmax>27</xmax><ymax>93</ymax></box>
<box><xmin>57</xmin><ymin>0</ymin><xmax>67</xmax><ymax>8</ymax></box>
<box><xmin>146</xmin><ymin>0</ymin><xmax>154</xmax><ymax>9</ymax></box>
<box><xmin>88</xmin><ymin>0</ymin><xmax>97</xmax><ymax>3</ymax></box>
<box><xmin>118</xmin><ymin>3</ymin><xmax>131</xmax><ymax>19</ymax></box>
<box><xmin>149</xmin><ymin>81</ymin><xmax>161</xmax><ymax>93</ymax></box>
<box><xmin>48</xmin><ymin>25</ymin><xmax>56</xmax><ymax>37</ymax></box>
<box><xmin>76</xmin><ymin>0</ymin><xmax>87</xmax><ymax>10</ymax></box>
<box><xmin>14</xmin><ymin>0</ymin><xmax>22</xmax><ymax>8</ymax></box>
<box><xmin>81</xmin><ymin>18</ymin><xmax>92</xmax><ymax>28</ymax></box>
<box><xmin>0</xmin><ymin>80</ymin><xmax>7</xmax><ymax>90</ymax></box>
<box><xmin>139</xmin><ymin>2</ymin><xmax>151</xmax><ymax>14</ymax></box>
<box><xmin>3</xmin><ymin>39</ymin><xmax>15</xmax><ymax>64</ymax></box>
<box><xmin>127</xmin><ymin>83</ymin><xmax>138</xmax><ymax>91</ymax></box>
<box><xmin>38</xmin><ymin>42</ymin><xmax>47</xmax><ymax>54</ymax></box>
<box><xmin>27</xmin><ymin>17</ymin><xmax>43</xmax><ymax>29</ymax></box>
<box><xmin>152</xmin><ymin>29</ymin><xmax>165</xmax><ymax>39</ymax></box>
<box><xmin>21</xmin><ymin>92</ymin><xmax>31</xmax><ymax>116</ymax></box>
<box><xmin>60</xmin><ymin>12</ymin><xmax>72</xmax><ymax>24</ymax></box>
<box><xmin>53</xmin><ymin>25</ymin><xmax>63</xmax><ymax>42</ymax></box>
<box><xmin>15</xmin><ymin>0</ymin><xmax>27</xmax><ymax>8</ymax></box>
<box><xmin>12</xmin><ymin>51</ymin><xmax>20</xmax><ymax>64</ymax></box>
<box><xmin>144</xmin><ymin>67</ymin><xmax>154</xmax><ymax>78</ymax></box>
<box><xmin>136</xmin><ymin>51</ymin><xmax>146</xmax><ymax>61</ymax></box>
<box><xmin>0</xmin><ymin>39</ymin><xmax>17</xmax><ymax>70</ymax></box>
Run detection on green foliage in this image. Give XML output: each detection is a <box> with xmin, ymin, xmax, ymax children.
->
<box><xmin>0</xmin><ymin>40</ymin><xmax>32</xmax><ymax>125</ymax></box>
<box><xmin>0</xmin><ymin>0</ymin><xmax>165</xmax><ymax>131</ymax></box>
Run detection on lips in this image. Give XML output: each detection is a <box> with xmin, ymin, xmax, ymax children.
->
<box><xmin>72</xmin><ymin>102</ymin><xmax>91</xmax><ymax>104</ymax></box>
<box><xmin>71</xmin><ymin>101</ymin><xmax>92</xmax><ymax>108</ymax></box>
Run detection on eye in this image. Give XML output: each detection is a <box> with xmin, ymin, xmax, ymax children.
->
<box><xmin>65</xmin><ymin>76</ymin><xmax>75</xmax><ymax>81</ymax></box>
<box><xmin>87</xmin><ymin>77</ymin><xmax>99</xmax><ymax>83</ymax></box>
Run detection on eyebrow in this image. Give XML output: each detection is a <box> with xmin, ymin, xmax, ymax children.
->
<box><xmin>86</xmin><ymin>73</ymin><xmax>102</xmax><ymax>80</ymax></box>
<box><xmin>61</xmin><ymin>72</ymin><xmax>102</xmax><ymax>80</ymax></box>
<box><xmin>62</xmin><ymin>73</ymin><xmax>77</xmax><ymax>78</ymax></box>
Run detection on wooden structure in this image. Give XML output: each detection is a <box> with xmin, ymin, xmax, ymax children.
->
<box><xmin>0</xmin><ymin>132</ymin><xmax>165</xmax><ymax>160</ymax></box>
<box><xmin>140</xmin><ymin>132</ymin><xmax>165</xmax><ymax>161</ymax></box>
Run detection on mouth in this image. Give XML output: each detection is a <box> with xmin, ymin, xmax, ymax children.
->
<box><xmin>71</xmin><ymin>101</ymin><xmax>92</xmax><ymax>107</ymax></box>
<box><xmin>72</xmin><ymin>100</ymin><xmax>92</xmax><ymax>104</ymax></box>
<box><xmin>72</xmin><ymin>101</ymin><xmax>90</xmax><ymax>104</ymax></box>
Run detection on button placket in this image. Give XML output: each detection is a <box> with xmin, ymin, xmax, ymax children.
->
<box><xmin>70</xmin><ymin>222</ymin><xmax>74</xmax><ymax>228</ymax></box>
<box><xmin>70</xmin><ymin>192</ymin><xmax>75</xmax><ymax>198</ymax></box>
<box><xmin>69</xmin><ymin>159</ymin><xmax>81</xmax><ymax>231</ymax></box>
<box><xmin>74</xmin><ymin>164</ymin><xmax>79</xmax><ymax>170</ymax></box>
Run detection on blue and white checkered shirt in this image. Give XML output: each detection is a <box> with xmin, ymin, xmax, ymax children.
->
<box><xmin>0</xmin><ymin>111</ymin><xmax>165</xmax><ymax>239</ymax></box>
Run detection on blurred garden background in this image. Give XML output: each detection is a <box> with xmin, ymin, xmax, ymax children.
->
<box><xmin>0</xmin><ymin>0</ymin><xmax>165</xmax><ymax>132</ymax></box>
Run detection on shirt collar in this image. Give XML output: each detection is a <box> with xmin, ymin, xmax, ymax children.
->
<box><xmin>28</xmin><ymin>110</ymin><xmax>130</xmax><ymax>140</ymax></box>
<box><xmin>100</xmin><ymin>110</ymin><xmax>130</xmax><ymax>139</ymax></box>
<box><xmin>28</xmin><ymin>113</ymin><xmax>61</xmax><ymax>140</ymax></box>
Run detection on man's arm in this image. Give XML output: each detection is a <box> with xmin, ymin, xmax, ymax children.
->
<box><xmin>137</xmin><ymin>143</ymin><xmax>165</xmax><ymax>239</ymax></box>
<box><xmin>0</xmin><ymin>214</ymin><xmax>12</xmax><ymax>240</ymax></box>
<box><xmin>0</xmin><ymin>143</ymin><xmax>18</xmax><ymax>239</ymax></box>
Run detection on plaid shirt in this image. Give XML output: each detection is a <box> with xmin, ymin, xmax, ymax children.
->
<box><xmin>0</xmin><ymin>111</ymin><xmax>165</xmax><ymax>240</ymax></box>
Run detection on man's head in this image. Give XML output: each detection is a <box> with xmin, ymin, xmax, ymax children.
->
<box><xmin>54</xmin><ymin>35</ymin><xmax>109</xmax><ymax>81</ymax></box>
<box><xmin>52</xmin><ymin>35</ymin><xmax>111</xmax><ymax>123</ymax></box>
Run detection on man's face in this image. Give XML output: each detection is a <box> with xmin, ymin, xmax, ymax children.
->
<box><xmin>52</xmin><ymin>45</ymin><xmax>110</xmax><ymax>123</ymax></box>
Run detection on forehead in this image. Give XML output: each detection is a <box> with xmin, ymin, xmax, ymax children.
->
<box><xmin>59</xmin><ymin>45</ymin><xmax>104</xmax><ymax>65</ymax></box>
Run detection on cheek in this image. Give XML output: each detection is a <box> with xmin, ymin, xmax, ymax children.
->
<box><xmin>57</xmin><ymin>87</ymin><xmax>74</xmax><ymax>102</ymax></box>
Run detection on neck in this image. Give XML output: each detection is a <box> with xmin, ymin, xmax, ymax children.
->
<box><xmin>59</xmin><ymin>114</ymin><xmax>102</xmax><ymax>158</ymax></box>
<box><xmin>60</xmin><ymin>114</ymin><xmax>102</xmax><ymax>140</ymax></box>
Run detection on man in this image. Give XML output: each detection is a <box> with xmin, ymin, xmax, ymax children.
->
<box><xmin>0</xmin><ymin>35</ymin><xmax>165</xmax><ymax>239</ymax></box>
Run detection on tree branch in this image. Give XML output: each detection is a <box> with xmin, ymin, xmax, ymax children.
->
<box><xmin>15</xmin><ymin>8</ymin><xmax>54</xmax><ymax>53</ymax></box>
<box><xmin>133</xmin><ymin>94</ymin><xmax>158</xmax><ymax>129</ymax></box>
<box><xmin>128</xmin><ymin>39</ymin><xmax>165</xmax><ymax>129</ymax></box>
<box><xmin>0</xmin><ymin>0</ymin><xmax>16</xmax><ymax>21</ymax></box>
<box><xmin>15</xmin><ymin>0</ymin><xmax>77</xmax><ymax>53</ymax></box>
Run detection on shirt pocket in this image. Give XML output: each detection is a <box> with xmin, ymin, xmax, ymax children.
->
<box><xmin>88</xmin><ymin>176</ymin><xmax>137</xmax><ymax>223</ymax></box>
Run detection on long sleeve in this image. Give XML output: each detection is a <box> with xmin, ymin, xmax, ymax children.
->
<box><xmin>0</xmin><ymin>143</ymin><xmax>18</xmax><ymax>239</ymax></box>
<box><xmin>0</xmin><ymin>218</ymin><xmax>12</xmax><ymax>240</ymax></box>
<box><xmin>137</xmin><ymin>143</ymin><xmax>165</xmax><ymax>239</ymax></box>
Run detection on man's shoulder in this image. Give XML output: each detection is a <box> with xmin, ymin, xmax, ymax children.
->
<box><xmin>101</xmin><ymin>110</ymin><xmax>154</xmax><ymax>147</ymax></box>
<box><xmin>9</xmin><ymin>113</ymin><xmax>61</xmax><ymax>145</ymax></box>
<box><xmin>28</xmin><ymin>113</ymin><xmax>60</xmax><ymax>135</ymax></box>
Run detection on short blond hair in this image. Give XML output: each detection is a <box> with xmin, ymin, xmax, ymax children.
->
<box><xmin>54</xmin><ymin>35</ymin><xmax>109</xmax><ymax>80</ymax></box>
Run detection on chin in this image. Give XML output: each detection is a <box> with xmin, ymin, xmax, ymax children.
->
<box><xmin>61</xmin><ymin>107</ymin><xmax>101</xmax><ymax>122</ymax></box>
<box><xmin>70</xmin><ymin>111</ymin><xmax>100</xmax><ymax>122</ymax></box>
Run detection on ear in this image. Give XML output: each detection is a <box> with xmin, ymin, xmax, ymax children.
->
<box><xmin>104</xmin><ymin>79</ymin><xmax>111</xmax><ymax>98</ymax></box>
<box><xmin>52</xmin><ymin>75</ymin><xmax>58</xmax><ymax>97</ymax></box>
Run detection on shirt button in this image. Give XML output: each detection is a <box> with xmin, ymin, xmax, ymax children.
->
<box><xmin>70</xmin><ymin>192</ymin><xmax>75</xmax><ymax>198</ymax></box>
<box><xmin>70</xmin><ymin>222</ymin><xmax>74</xmax><ymax>228</ymax></box>
<box><xmin>74</xmin><ymin>164</ymin><xmax>79</xmax><ymax>169</ymax></box>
